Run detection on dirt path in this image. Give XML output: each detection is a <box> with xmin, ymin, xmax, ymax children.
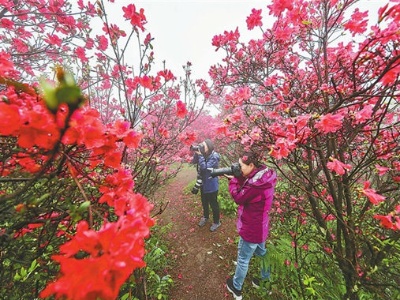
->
<box><xmin>154</xmin><ymin>167</ymin><xmax>238</xmax><ymax>300</ymax></box>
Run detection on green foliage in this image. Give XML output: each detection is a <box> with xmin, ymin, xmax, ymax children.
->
<box><xmin>146</xmin><ymin>272</ymin><xmax>173</xmax><ymax>300</ymax></box>
<box><xmin>119</xmin><ymin>224</ymin><xmax>174</xmax><ymax>300</ymax></box>
<box><xmin>183</xmin><ymin>179</ymin><xmax>195</xmax><ymax>195</ymax></box>
<box><xmin>248</xmin><ymin>200</ymin><xmax>400</xmax><ymax>300</ymax></box>
<box><xmin>244</xmin><ymin>234</ymin><xmax>341</xmax><ymax>299</ymax></box>
<box><xmin>0</xmin><ymin>173</ymin><xmax>87</xmax><ymax>299</ymax></box>
<box><xmin>145</xmin><ymin>225</ymin><xmax>174</xmax><ymax>299</ymax></box>
<box><xmin>13</xmin><ymin>260</ymin><xmax>39</xmax><ymax>282</ymax></box>
<box><xmin>217</xmin><ymin>178</ymin><xmax>238</xmax><ymax>216</ymax></box>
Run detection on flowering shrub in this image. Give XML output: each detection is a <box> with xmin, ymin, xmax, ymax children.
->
<box><xmin>209</xmin><ymin>1</ymin><xmax>400</xmax><ymax>298</ymax></box>
<box><xmin>0</xmin><ymin>65</ymin><xmax>153</xmax><ymax>299</ymax></box>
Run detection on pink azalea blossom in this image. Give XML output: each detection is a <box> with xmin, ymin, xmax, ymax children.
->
<box><xmin>230</xmin><ymin>86</ymin><xmax>251</xmax><ymax>105</ymax></box>
<box><xmin>158</xmin><ymin>127</ymin><xmax>169</xmax><ymax>138</ymax></box>
<box><xmin>216</xmin><ymin>125</ymin><xmax>229</xmax><ymax>136</ymax></box>
<box><xmin>1</xmin><ymin>18</ymin><xmax>14</xmax><ymax>29</ymax></box>
<box><xmin>85</xmin><ymin>38</ymin><xmax>94</xmax><ymax>49</ymax></box>
<box><xmin>45</xmin><ymin>34</ymin><xmax>62</xmax><ymax>47</ymax></box>
<box><xmin>373</xmin><ymin>214</ymin><xmax>396</xmax><ymax>230</ymax></box>
<box><xmin>268</xmin><ymin>0</ymin><xmax>293</xmax><ymax>17</ymax></box>
<box><xmin>249</xmin><ymin>126</ymin><xmax>262</xmax><ymax>141</ymax></box>
<box><xmin>327</xmin><ymin>158</ymin><xmax>352</xmax><ymax>175</ymax></box>
<box><xmin>110</xmin><ymin>120</ymin><xmax>130</xmax><ymax>139</ymax></box>
<box><xmin>139</xmin><ymin>75</ymin><xmax>153</xmax><ymax>90</ymax></box>
<box><xmin>315</xmin><ymin>113</ymin><xmax>343</xmax><ymax>133</ymax></box>
<box><xmin>211</xmin><ymin>28</ymin><xmax>240</xmax><ymax>50</ymax></box>
<box><xmin>0</xmin><ymin>51</ymin><xmax>15</xmax><ymax>77</ymax></box>
<box><xmin>240</xmin><ymin>134</ymin><xmax>252</xmax><ymax>146</ymax></box>
<box><xmin>178</xmin><ymin>131</ymin><xmax>196</xmax><ymax>146</ymax></box>
<box><xmin>13</xmin><ymin>38</ymin><xmax>29</xmax><ymax>53</ymax></box>
<box><xmin>380</xmin><ymin>64</ymin><xmax>400</xmax><ymax>86</ymax></box>
<box><xmin>122</xmin><ymin>4</ymin><xmax>146</xmax><ymax>31</ymax></box>
<box><xmin>343</xmin><ymin>8</ymin><xmax>368</xmax><ymax>36</ymax></box>
<box><xmin>97</xmin><ymin>35</ymin><xmax>108</xmax><ymax>51</ymax></box>
<box><xmin>74</xmin><ymin>46</ymin><xmax>88</xmax><ymax>63</ymax></box>
<box><xmin>123</xmin><ymin>131</ymin><xmax>142</xmax><ymax>149</ymax></box>
<box><xmin>157</xmin><ymin>69</ymin><xmax>175</xmax><ymax>81</ymax></box>
<box><xmin>176</xmin><ymin>100</ymin><xmax>187</xmax><ymax>118</ymax></box>
<box><xmin>375</xmin><ymin>164</ymin><xmax>390</xmax><ymax>176</ymax></box>
<box><xmin>269</xmin><ymin>138</ymin><xmax>296</xmax><ymax>159</ymax></box>
<box><xmin>362</xmin><ymin>181</ymin><xmax>385</xmax><ymax>204</ymax></box>
<box><xmin>355</xmin><ymin>104</ymin><xmax>373</xmax><ymax>124</ymax></box>
<box><xmin>246</xmin><ymin>9</ymin><xmax>263</xmax><ymax>30</ymax></box>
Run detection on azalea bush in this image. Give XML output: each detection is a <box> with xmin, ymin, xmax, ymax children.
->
<box><xmin>0</xmin><ymin>1</ymin><xmax>211</xmax><ymax>299</ymax></box>
<box><xmin>0</xmin><ymin>0</ymin><xmax>212</xmax><ymax>202</ymax></box>
<box><xmin>209</xmin><ymin>0</ymin><xmax>400</xmax><ymax>299</ymax></box>
<box><xmin>0</xmin><ymin>62</ymin><xmax>154</xmax><ymax>299</ymax></box>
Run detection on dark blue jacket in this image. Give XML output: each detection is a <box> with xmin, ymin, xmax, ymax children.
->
<box><xmin>193</xmin><ymin>151</ymin><xmax>220</xmax><ymax>193</ymax></box>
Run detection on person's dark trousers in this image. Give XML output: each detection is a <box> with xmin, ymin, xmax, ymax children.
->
<box><xmin>201</xmin><ymin>191</ymin><xmax>220</xmax><ymax>224</ymax></box>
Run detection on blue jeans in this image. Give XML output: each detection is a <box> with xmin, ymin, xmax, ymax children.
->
<box><xmin>233</xmin><ymin>237</ymin><xmax>270</xmax><ymax>291</ymax></box>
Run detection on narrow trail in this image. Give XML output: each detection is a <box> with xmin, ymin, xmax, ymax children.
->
<box><xmin>153</xmin><ymin>167</ymin><xmax>238</xmax><ymax>300</ymax></box>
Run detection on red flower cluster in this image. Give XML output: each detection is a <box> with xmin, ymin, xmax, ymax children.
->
<box><xmin>0</xmin><ymin>86</ymin><xmax>60</xmax><ymax>148</ymax></box>
<box><xmin>122</xmin><ymin>4</ymin><xmax>147</xmax><ymax>31</ymax></box>
<box><xmin>1</xmin><ymin>66</ymin><xmax>154</xmax><ymax>299</ymax></box>
<box><xmin>40</xmin><ymin>198</ymin><xmax>153</xmax><ymax>299</ymax></box>
<box><xmin>374</xmin><ymin>205</ymin><xmax>400</xmax><ymax>231</ymax></box>
<box><xmin>246</xmin><ymin>8</ymin><xmax>263</xmax><ymax>30</ymax></box>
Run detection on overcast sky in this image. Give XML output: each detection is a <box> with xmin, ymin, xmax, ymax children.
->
<box><xmin>134</xmin><ymin>0</ymin><xmax>267</xmax><ymax>80</ymax></box>
<box><xmin>128</xmin><ymin>0</ymin><xmax>382</xmax><ymax>80</ymax></box>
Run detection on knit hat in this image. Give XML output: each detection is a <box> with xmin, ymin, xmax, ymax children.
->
<box><xmin>204</xmin><ymin>138</ymin><xmax>214</xmax><ymax>155</ymax></box>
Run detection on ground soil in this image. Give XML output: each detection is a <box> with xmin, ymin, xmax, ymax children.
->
<box><xmin>153</xmin><ymin>167</ymin><xmax>240</xmax><ymax>300</ymax></box>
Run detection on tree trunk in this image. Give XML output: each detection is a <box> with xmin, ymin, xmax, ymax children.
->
<box><xmin>133</xmin><ymin>269</ymin><xmax>148</xmax><ymax>300</ymax></box>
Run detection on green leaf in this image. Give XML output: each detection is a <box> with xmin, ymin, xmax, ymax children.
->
<box><xmin>78</xmin><ymin>200</ymin><xmax>91</xmax><ymax>212</ymax></box>
<box><xmin>55</xmin><ymin>86</ymin><xmax>82</xmax><ymax>106</ymax></box>
<box><xmin>63</xmin><ymin>71</ymin><xmax>76</xmax><ymax>86</ymax></box>
<box><xmin>13</xmin><ymin>272</ymin><xmax>21</xmax><ymax>281</ymax></box>
<box><xmin>120</xmin><ymin>293</ymin><xmax>129</xmax><ymax>300</ymax></box>
<box><xmin>39</xmin><ymin>77</ymin><xmax>58</xmax><ymax>113</ymax></box>
<box><xmin>30</xmin><ymin>192</ymin><xmax>51</xmax><ymax>206</ymax></box>
<box><xmin>28</xmin><ymin>260</ymin><xmax>38</xmax><ymax>273</ymax></box>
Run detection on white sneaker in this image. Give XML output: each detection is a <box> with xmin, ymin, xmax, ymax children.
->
<box><xmin>210</xmin><ymin>222</ymin><xmax>221</xmax><ymax>232</ymax></box>
<box><xmin>198</xmin><ymin>217</ymin><xmax>208</xmax><ymax>227</ymax></box>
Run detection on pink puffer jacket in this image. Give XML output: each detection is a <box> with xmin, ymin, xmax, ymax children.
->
<box><xmin>229</xmin><ymin>165</ymin><xmax>277</xmax><ymax>243</ymax></box>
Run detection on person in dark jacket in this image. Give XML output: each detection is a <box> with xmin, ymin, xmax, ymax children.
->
<box><xmin>192</xmin><ymin>139</ymin><xmax>221</xmax><ymax>232</ymax></box>
<box><xmin>226</xmin><ymin>151</ymin><xmax>277</xmax><ymax>300</ymax></box>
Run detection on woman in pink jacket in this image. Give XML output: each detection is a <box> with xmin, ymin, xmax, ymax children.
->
<box><xmin>226</xmin><ymin>152</ymin><xmax>277</xmax><ymax>300</ymax></box>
